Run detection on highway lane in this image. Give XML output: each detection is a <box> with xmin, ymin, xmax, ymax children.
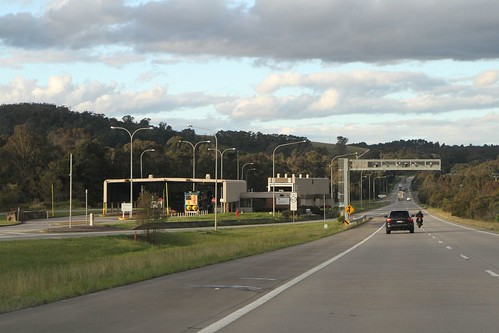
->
<box><xmin>205</xmin><ymin>203</ymin><xmax>499</xmax><ymax>333</ymax></box>
<box><xmin>1</xmin><ymin>199</ymin><xmax>498</xmax><ymax>332</ymax></box>
<box><xmin>0</xmin><ymin>213</ymin><xmax>381</xmax><ymax>332</ymax></box>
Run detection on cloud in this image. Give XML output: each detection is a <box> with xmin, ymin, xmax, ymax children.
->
<box><xmin>0</xmin><ymin>75</ymin><xmax>221</xmax><ymax>115</ymax></box>
<box><xmin>2</xmin><ymin>0</ymin><xmax>499</xmax><ymax>62</ymax></box>
<box><xmin>475</xmin><ymin>70</ymin><xmax>499</xmax><ymax>87</ymax></box>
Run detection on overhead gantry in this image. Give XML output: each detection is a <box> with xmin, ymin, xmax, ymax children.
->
<box><xmin>337</xmin><ymin>159</ymin><xmax>441</xmax><ymax>220</ymax></box>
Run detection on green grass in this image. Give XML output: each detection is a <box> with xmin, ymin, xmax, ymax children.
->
<box><xmin>0</xmin><ymin>221</ymin><xmax>351</xmax><ymax>313</ymax></box>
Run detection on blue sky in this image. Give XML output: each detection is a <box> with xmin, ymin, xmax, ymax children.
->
<box><xmin>1</xmin><ymin>0</ymin><xmax>498</xmax><ymax>145</ymax></box>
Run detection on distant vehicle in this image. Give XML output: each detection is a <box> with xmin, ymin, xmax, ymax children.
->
<box><xmin>397</xmin><ymin>191</ymin><xmax>405</xmax><ymax>201</ymax></box>
<box><xmin>385</xmin><ymin>210</ymin><xmax>415</xmax><ymax>234</ymax></box>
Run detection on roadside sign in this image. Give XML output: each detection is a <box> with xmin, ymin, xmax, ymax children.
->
<box><xmin>121</xmin><ymin>202</ymin><xmax>132</xmax><ymax>212</ymax></box>
<box><xmin>345</xmin><ymin>204</ymin><xmax>355</xmax><ymax>215</ymax></box>
<box><xmin>290</xmin><ymin>192</ymin><xmax>298</xmax><ymax>211</ymax></box>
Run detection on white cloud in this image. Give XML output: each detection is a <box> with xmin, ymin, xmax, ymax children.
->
<box><xmin>310</xmin><ymin>89</ymin><xmax>340</xmax><ymax>111</ymax></box>
<box><xmin>475</xmin><ymin>70</ymin><xmax>499</xmax><ymax>87</ymax></box>
<box><xmin>1</xmin><ymin>1</ymin><xmax>498</xmax><ymax>146</ymax></box>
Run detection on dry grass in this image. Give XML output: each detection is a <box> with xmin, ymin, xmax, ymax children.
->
<box><xmin>426</xmin><ymin>207</ymin><xmax>499</xmax><ymax>232</ymax></box>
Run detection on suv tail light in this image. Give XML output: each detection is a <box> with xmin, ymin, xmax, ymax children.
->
<box><xmin>386</xmin><ymin>218</ymin><xmax>392</xmax><ymax>223</ymax></box>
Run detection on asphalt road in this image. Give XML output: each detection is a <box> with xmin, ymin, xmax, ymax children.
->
<box><xmin>1</xmin><ymin>197</ymin><xmax>499</xmax><ymax>332</ymax></box>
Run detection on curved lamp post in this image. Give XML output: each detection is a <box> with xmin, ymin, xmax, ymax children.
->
<box><xmin>188</xmin><ymin>125</ymin><xmax>219</xmax><ymax>230</ymax></box>
<box><xmin>179</xmin><ymin>139</ymin><xmax>210</xmax><ymax>190</ymax></box>
<box><xmin>246</xmin><ymin>167</ymin><xmax>256</xmax><ymax>181</ymax></box>
<box><xmin>272</xmin><ymin>140</ymin><xmax>307</xmax><ymax>216</ymax></box>
<box><xmin>241</xmin><ymin>162</ymin><xmax>254</xmax><ymax>180</ymax></box>
<box><xmin>111</xmin><ymin>125</ymin><xmax>153</xmax><ymax>218</ymax></box>
<box><xmin>208</xmin><ymin>147</ymin><xmax>236</xmax><ymax>179</ymax></box>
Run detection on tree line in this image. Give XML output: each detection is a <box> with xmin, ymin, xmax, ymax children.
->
<box><xmin>0</xmin><ymin>103</ymin><xmax>497</xmax><ymax>221</ymax></box>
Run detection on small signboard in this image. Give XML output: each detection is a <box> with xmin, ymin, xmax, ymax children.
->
<box><xmin>185</xmin><ymin>191</ymin><xmax>200</xmax><ymax>212</ymax></box>
<box><xmin>121</xmin><ymin>202</ymin><xmax>132</xmax><ymax>212</ymax></box>
<box><xmin>276</xmin><ymin>197</ymin><xmax>290</xmax><ymax>205</ymax></box>
<box><xmin>290</xmin><ymin>192</ymin><xmax>298</xmax><ymax>211</ymax></box>
<box><xmin>345</xmin><ymin>204</ymin><xmax>355</xmax><ymax>215</ymax></box>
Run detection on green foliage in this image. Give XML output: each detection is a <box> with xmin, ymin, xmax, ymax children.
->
<box><xmin>0</xmin><ymin>103</ymin><xmax>497</xmax><ymax>217</ymax></box>
<box><xmin>136</xmin><ymin>191</ymin><xmax>163</xmax><ymax>243</ymax></box>
<box><xmin>413</xmin><ymin>159</ymin><xmax>499</xmax><ymax>221</ymax></box>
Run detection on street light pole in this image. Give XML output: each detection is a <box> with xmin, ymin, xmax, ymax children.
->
<box><xmin>373</xmin><ymin>176</ymin><xmax>386</xmax><ymax>200</ymax></box>
<box><xmin>241</xmin><ymin>162</ymin><xmax>254</xmax><ymax>180</ymax></box>
<box><xmin>246</xmin><ymin>168</ymin><xmax>256</xmax><ymax>181</ymax></box>
<box><xmin>188</xmin><ymin>125</ymin><xmax>218</xmax><ymax>230</ymax></box>
<box><xmin>179</xmin><ymin>140</ymin><xmax>210</xmax><ymax>190</ymax></box>
<box><xmin>140</xmin><ymin>148</ymin><xmax>155</xmax><ymax>194</ymax></box>
<box><xmin>209</xmin><ymin>147</ymin><xmax>236</xmax><ymax>214</ymax></box>
<box><xmin>111</xmin><ymin>125</ymin><xmax>153</xmax><ymax>218</ymax></box>
<box><xmin>272</xmin><ymin>140</ymin><xmax>307</xmax><ymax>217</ymax></box>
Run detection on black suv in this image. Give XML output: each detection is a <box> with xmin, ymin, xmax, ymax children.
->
<box><xmin>385</xmin><ymin>210</ymin><xmax>414</xmax><ymax>234</ymax></box>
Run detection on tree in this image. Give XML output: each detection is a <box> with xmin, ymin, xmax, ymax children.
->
<box><xmin>336</xmin><ymin>136</ymin><xmax>349</xmax><ymax>154</ymax></box>
<box><xmin>136</xmin><ymin>191</ymin><xmax>163</xmax><ymax>243</ymax></box>
<box><xmin>3</xmin><ymin>124</ymin><xmax>48</xmax><ymax>197</ymax></box>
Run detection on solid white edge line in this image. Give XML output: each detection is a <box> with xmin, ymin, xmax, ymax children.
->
<box><xmin>198</xmin><ymin>224</ymin><xmax>385</xmax><ymax>333</ymax></box>
<box><xmin>427</xmin><ymin>212</ymin><xmax>499</xmax><ymax>237</ymax></box>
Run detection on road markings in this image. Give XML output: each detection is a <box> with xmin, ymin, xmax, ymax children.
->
<box><xmin>438</xmin><ymin>241</ymin><xmax>443</xmax><ymax>244</ymax></box>
<box><xmin>446</xmin><ymin>246</ymin><xmax>453</xmax><ymax>250</ymax></box>
<box><xmin>460</xmin><ymin>254</ymin><xmax>470</xmax><ymax>260</ymax></box>
<box><xmin>198</xmin><ymin>224</ymin><xmax>385</xmax><ymax>333</ymax></box>
<box><xmin>486</xmin><ymin>270</ymin><xmax>499</xmax><ymax>277</ymax></box>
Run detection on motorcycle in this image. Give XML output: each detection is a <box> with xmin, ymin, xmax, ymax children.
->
<box><xmin>416</xmin><ymin>216</ymin><xmax>423</xmax><ymax>228</ymax></box>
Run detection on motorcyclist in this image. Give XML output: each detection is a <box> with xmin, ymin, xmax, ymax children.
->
<box><xmin>416</xmin><ymin>210</ymin><xmax>424</xmax><ymax>228</ymax></box>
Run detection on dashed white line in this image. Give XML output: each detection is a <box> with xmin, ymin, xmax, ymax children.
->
<box><xmin>486</xmin><ymin>270</ymin><xmax>499</xmax><ymax>277</ymax></box>
<box><xmin>438</xmin><ymin>240</ymin><xmax>443</xmax><ymax>244</ymax></box>
<box><xmin>446</xmin><ymin>246</ymin><xmax>453</xmax><ymax>250</ymax></box>
<box><xmin>460</xmin><ymin>254</ymin><xmax>470</xmax><ymax>260</ymax></box>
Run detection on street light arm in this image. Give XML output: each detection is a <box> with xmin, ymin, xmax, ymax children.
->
<box><xmin>272</xmin><ymin>140</ymin><xmax>307</xmax><ymax>177</ymax></box>
<box><xmin>110</xmin><ymin>126</ymin><xmax>153</xmax><ymax>219</ymax></box>
<box><xmin>241</xmin><ymin>162</ymin><xmax>254</xmax><ymax>180</ymax></box>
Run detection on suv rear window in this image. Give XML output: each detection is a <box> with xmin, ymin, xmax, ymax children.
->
<box><xmin>389</xmin><ymin>211</ymin><xmax>410</xmax><ymax>218</ymax></box>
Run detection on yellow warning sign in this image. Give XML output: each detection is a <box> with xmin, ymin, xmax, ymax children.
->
<box><xmin>345</xmin><ymin>204</ymin><xmax>355</xmax><ymax>215</ymax></box>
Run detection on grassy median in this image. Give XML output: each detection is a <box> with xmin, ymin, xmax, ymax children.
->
<box><xmin>0</xmin><ymin>221</ymin><xmax>349</xmax><ymax>313</ymax></box>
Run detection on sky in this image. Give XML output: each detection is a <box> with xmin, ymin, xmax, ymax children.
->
<box><xmin>0</xmin><ymin>0</ymin><xmax>498</xmax><ymax>146</ymax></box>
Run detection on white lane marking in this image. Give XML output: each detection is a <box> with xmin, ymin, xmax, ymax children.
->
<box><xmin>438</xmin><ymin>241</ymin><xmax>443</xmax><ymax>244</ymax></box>
<box><xmin>198</xmin><ymin>224</ymin><xmax>385</xmax><ymax>333</ymax></box>
<box><xmin>427</xmin><ymin>213</ymin><xmax>499</xmax><ymax>237</ymax></box>
<box><xmin>446</xmin><ymin>246</ymin><xmax>453</xmax><ymax>250</ymax></box>
<box><xmin>486</xmin><ymin>270</ymin><xmax>499</xmax><ymax>277</ymax></box>
<box><xmin>460</xmin><ymin>254</ymin><xmax>470</xmax><ymax>260</ymax></box>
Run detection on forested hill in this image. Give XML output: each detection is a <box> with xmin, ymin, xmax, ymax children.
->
<box><xmin>0</xmin><ymin>103</ymin><xmax>308</xmax><ymax>152</ymax></box>
<box><xmin>0</xmin><ymin>103</ymin><xmax>111</xmax><ymax>139</ymax></box>
<box><xmin>0</xmin><ymin>103</ymin><xmax>497</xmax><ymax>221</ymax></box>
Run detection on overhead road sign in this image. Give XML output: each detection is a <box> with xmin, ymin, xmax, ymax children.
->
<box><xmin>349</xmin><ymin>159</ymin><xmax>441</xmax><ymax>171</ymax></box>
